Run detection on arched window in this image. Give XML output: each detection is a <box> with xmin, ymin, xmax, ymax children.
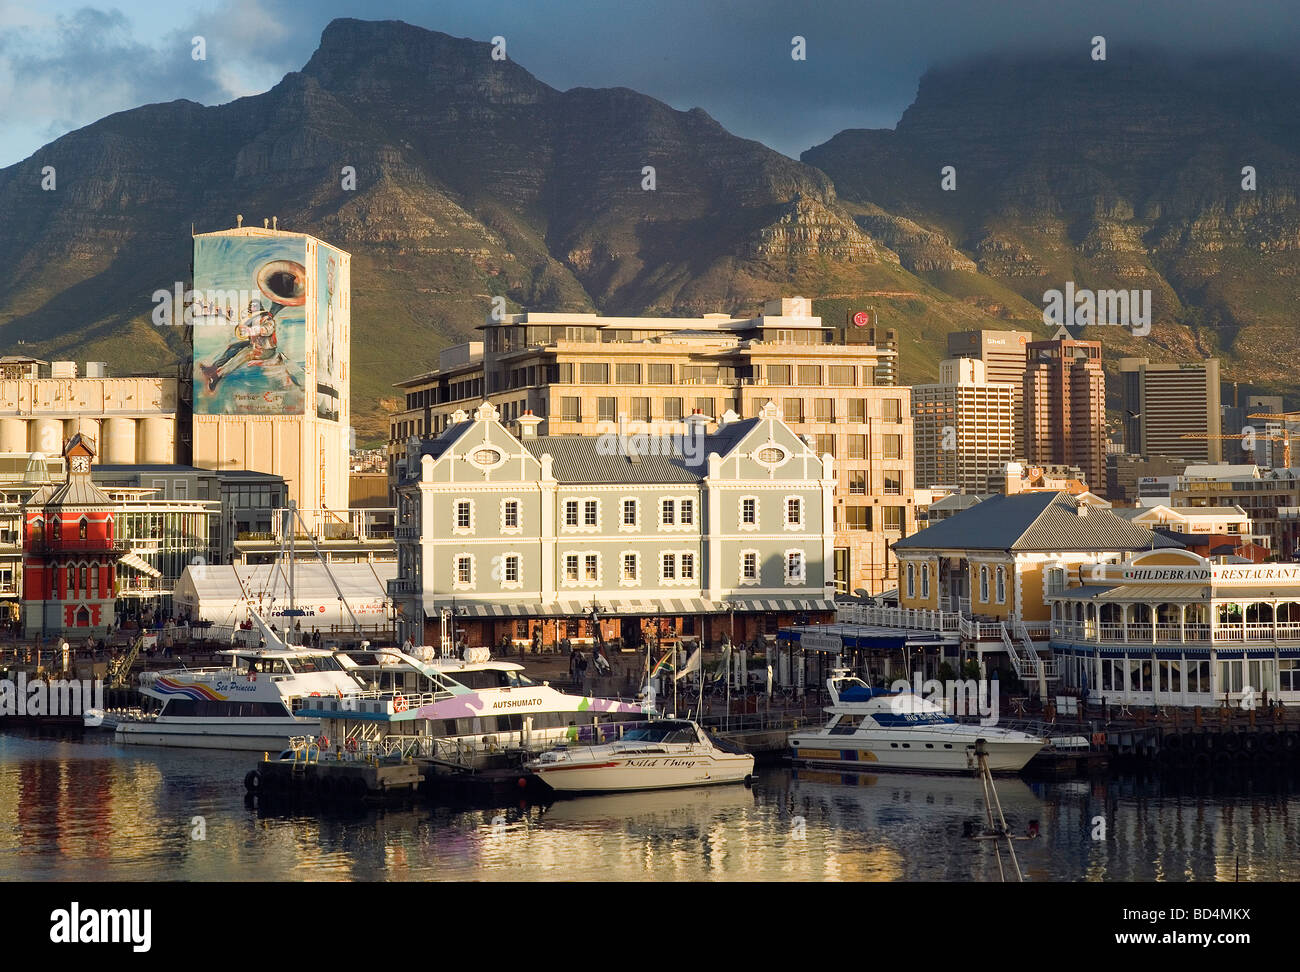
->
<box><xmin>67</xmin><ymin>564</ymin><xmax>76</xmax><ymax>596</ymax></box>
<box><xmin>921</xmin><ymin>564</ymin><xmax>930</xmax><ymax>599</ymax></box>
<box><xmin>906</xmin><ymin>563</ymin><xmax>916</xmax><ymax>598</ymax></box>
<box><xmin>52</xmin><ymin>518</ymin><xmax>61</xmax><ymax>541</ymax></box>
<box><xmin>980</xmin><ymin>566</ymin><xmax>990</xmax><ymax>602</ymax></box>
<box><xmin>996</xmin><ymin>567</ymin><xmax>1006</xmax><ymax>604</ymax></box>
<box><xmin>79</xmin><ymin>517</ymin><xmax>88</xmax><ymax>540</ymax></box>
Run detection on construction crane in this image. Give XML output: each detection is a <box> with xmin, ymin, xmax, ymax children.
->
<box><xmin>1181</xmin><ymin>429</ymin><xmax>1293</xmax><ymax>467</ymax></box>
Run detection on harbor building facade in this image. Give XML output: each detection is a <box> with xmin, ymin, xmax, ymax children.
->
<box><xmin>389</xmin><ymin>298</ymin><xmax>913</xmax><ymax>595</ymax></box>
<box><xmin>390</xmin><ymin>401</ymin><xmax>837</xmax><ymax>650</ymax></box>
<box><xmin>189</xmin><ymin>223</ymin><xmax>352</xmax><ymax>526</ymax></box>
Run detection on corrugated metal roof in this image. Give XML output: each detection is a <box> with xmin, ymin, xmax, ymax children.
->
<box><xmin>522</xmin><ymin>436</ymin><xmax>703</xmax><ymax>483</ymax></box>
<box><xmin>895</xmin><ymin>491</ymin><xmax>1180</xmax><ymax>552</ymax></box>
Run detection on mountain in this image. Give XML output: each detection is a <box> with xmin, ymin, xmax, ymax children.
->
<box><xmin>2</xmin><ymin>23</ymin><xmax>1296</xmax><ymax>442</ymax></box>
<box><xmin>803</xmin><ymin>53</ymin><xmax>1300</xmax><ymax>402</ymax></box>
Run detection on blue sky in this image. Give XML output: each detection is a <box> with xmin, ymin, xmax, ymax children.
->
<box><xmin>1</xmin><ymin>0</ymin><xmax>1297</xmax><ymax>168</ymax></box>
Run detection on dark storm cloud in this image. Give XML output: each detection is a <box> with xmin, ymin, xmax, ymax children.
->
<box><xmin>3</xmin><ymin>0</ymin><xmax>1299</xmax><ymax>166</ymax></box>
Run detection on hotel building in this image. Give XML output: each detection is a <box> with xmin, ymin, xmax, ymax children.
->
<box><xmin>390</xmin><ymin>298</ymin><xmax>914</xmax><ymax>594</ymax></box>
<box><xmin>945</xmin><ymin>329</ymin><xmax>1032</xmax><ymax>455</ymax></box>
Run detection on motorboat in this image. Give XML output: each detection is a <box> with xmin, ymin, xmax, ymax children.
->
<box><xmin>526</xmin><ymin>719</ymin><xmax>754</xmax><ymax>793</ymax></box>
<box><xmin>788</xmin><ymin>673</ymin><xmax>1046</xmax><ymax>774</ymax></box>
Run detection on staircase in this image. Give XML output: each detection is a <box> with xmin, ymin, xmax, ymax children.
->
<box><xmin>108</xmin><ymin>633</ymin><xmax>146</xmax><ymax>689</ymax></box>
<box><xmin>1012</xmin><ymin>618</ymin><xmax>1058</xmax><ymax>680</ymax></box>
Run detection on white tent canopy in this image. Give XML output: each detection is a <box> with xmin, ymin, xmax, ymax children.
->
<box><xmin>173</xmin><ymin>562</ymin><xmax>396</xmax><ymax>630</ymax></box>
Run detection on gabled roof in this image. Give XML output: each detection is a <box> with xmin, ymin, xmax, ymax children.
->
<box><xmin>894</xmin><ymin>490</ymin><xmax>1182</xmax><ymax>553</ymax></box>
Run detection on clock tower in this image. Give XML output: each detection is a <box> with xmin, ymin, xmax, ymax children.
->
<box><xmin>21</xmin><ymin>433</ymin><xmax>124</xmax><ymax>638</ymax></box>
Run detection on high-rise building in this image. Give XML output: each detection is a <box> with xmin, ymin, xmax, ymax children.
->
<box><xmin>389</xmin><ymin>298</ymin><xmax>913</xmax><ymax>595</ymax></box>
<box><xmin>189</xmin><ymin>223</ymin><xmax>351</xmax><ymax>522</ymax></box>
<box><xmin>946</xmin><ymin>330</ymin><xmax>1032</xmax><ymax>455</ymax></box>
<box><xmin>1119</xmin><ymin>358</ymin><xmax>1221</xmax><ymax>462</ymax></box>
<box><xmin>913</xmin><ymin>358</ymin><xmax>1017</xmax><ymax>493</ymax></box>
<box><xmin>1023</xmin><ymin>338</ymin><xmax>1106</xmax><ymax>491</ymax></box>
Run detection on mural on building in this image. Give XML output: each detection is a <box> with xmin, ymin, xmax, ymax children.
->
<box><xmin>193</xmin><ymin>236</ymin><xmax>308</xmax><ymax>415</ymax></box>
<box><xmin>315</xmin><ymin>242</ymin><xmax>345</xmax><ymax>423</ymax></box>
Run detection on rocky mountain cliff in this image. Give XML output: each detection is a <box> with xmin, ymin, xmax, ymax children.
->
<box><xmin>1</xmin><ymin>23</ymin><xmax>1296</xmax><ymax>441</ymax></box>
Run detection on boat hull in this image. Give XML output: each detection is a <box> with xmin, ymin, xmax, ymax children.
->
<box><xmin>532</xmin><ymin>752</ymin><xmax>754</xmax><ymax>792</ymax></box>
<box><xmin>790</xmin><ymin>732</ymin><xmax>1044</xmax><ymax>774</ymax></box>
<box><xmin>114</xmin><ymin>717</ymin><xmax>318</xmax><ymax>752</ymax></box>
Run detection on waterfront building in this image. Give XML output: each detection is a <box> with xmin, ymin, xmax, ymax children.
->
<box><xmin>389</xmin><ymin>400</ymin><xmax>837</xmax><ymax>649</ymax></box>
<box><xmin>1111</xmin><ymin>504</ymin><xmax>1249</xmax><ymax>536</ymax></box>
<box><xmin>389</xmin><ymin>298</ymin><xmax>913</xmax><ymax>595</ymax></box>
<box><xmin>1171</xmin><ymin>463</ymin><xmax>1300</xmax><ymax>551</ymax></box>
<box><xmin>1119</xmin><ymin>357</ymin><xmax>1222</xmax><ymax>462</ymax></box>
<box><xmin>1023</xmin><ymin>338</ymin><xmax>1106</xmax><ymax>492</ymax></box>
<box><xmin>189</xmin><ymin>222</ymin><xmax>352</xmax><ymax>525</ymax></box>
<box><xmin>912</xmin><ymin>358</ymin><xmax>1017</xmax><ymax>492</ymax></box>
<box><xmin>0</xmin><ymin>357</ymin><xmax>178</xmax><ymax>464</ymax></box>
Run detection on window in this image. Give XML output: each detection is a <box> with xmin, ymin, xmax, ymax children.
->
<box><xmin>504</xmin><ymin>555</ymin><xmax>520</xmax><ymax>586</ymax></box>
<box><xmin>564</xmin><ymin>501</ymin><xmax>579</xmax><ymax>527</ymax></box>
<box><xmin>662</xmin><ymin>499</ymin><xmax>675</xmax><ymax>525</ymax></box>
<box><xmin>742</xmin><ymin>551</ymin><xmax>758</xmax><ymax>581</ymax></box>
<box><xmin>616</xmin><ymin>363</ymin><xmax>641</xmax><ymax>384</ymax></box>
<box><xmin>882</xmin><ymin>399</ymin><xmax>903</xmax><ymax>422</ymax></box>
<box><xmin>980</xmin><ymin>566</ymin><xmax>990</xmax><ymax>602</ymax></box>
<box><xmin>648</xmin><ymin>364</ymin><xmax>673</xmax><ymax>384</ymax></box>
<box><xmin>814</xmin><ymin>398</ymin><xmax>833</xmax><ymax>422</ymax></box>
<box><xmin>884</xmin><ymin>470</ymin><xmax>903</xmax><ymax>495</ymax></box>
<box><xmin>561</xmin><ymin>397</ymin><xmax>581</xmax><ymax>422</ymax></box>
<box><xmin>767</xmin><ymin>365</ymin><xmax>791</xmax><ymax>385</ymax></box>
<box><xmin>883</xmin><ymin>435</ymin><xmax>903</xmax><ymax>459</ymax></box>
<box><xmin>680</xmin><ymin>553</ymin><xmax>695</xmax><ymax>580</ymax></box>
<box><xmin>996</xmin><ymin>566</ymin><xmax>1006</xmax><ymax>603</ymax></box>
<box><xmin>693</xmin><ymin>398</ymin><xmax>714</xmax><ymax>418</ymax></box>
<box><xmin>67</xmin><ymin>564</ymin><xmax>75</xmax><ymax>594</ymax></box>
<box><xmin>583</xmin><ymin>500</ymin><xmax>598</xmax><ymax>527</ymax></box>
<box><xmin>798</xmin><ymin>365</ymin><xmax>821</xmax><ymax>385</ymax></box>
<box><xmin>847</xmin><ymin>506</ymin><xmax>871</xmax><ymax>530</ymax></box>
<box><xmin>679</xmin><ymin>499</ymin><xmax>694</xmax><ymax>525</ymax></box>
<box><xmin>785</xmin><ymin>497</ymin><xmax>803</xmax><ymax>528</ymax></box>
<box><xmin>814</xmin><ymin>434</ymin><xmax>835</xmax><ymax>456</ymax></box>
<box><xmin>740</xmin><ymin>497</ymin><xmax>757</xmax><ymax>526</ymax></box>
<box><xmin>785</xmin><ymin>550</ymin><xmax>805</xmax><ymax>584</ymax></box>
<box><xmin>454</xmin><ymin>501</ymin><xmax>472</xmax><ymax>532</ymax></box>
<box><xmin>598</xmin><ymin>397</ymin><xmax>617</xmax><ymax>422</ymax></box>
<box><xmin>828</xmin><ymin>365</ymin><xmax>856</xmax><ymax>386</ymax></box>
<box><xmin>78</xmin><ymin>518</ymin><xmax>88</xmax><ymax>540</ymax></box>
<box><xmin>782</xmin><ymin>398</ymin><xmax>804</xmax><ymax>423</ymax></box>
<box><xmin>847</xmin><ymin>435</ymin><xmax>866</xmax><ymax>459</ymax></box>
<box><xmin>454</xmin><ymin>555</ymin><xmax>474</xmax><ymax>589</ymax></box>
<box><xmin>580</xmin><ymin>362</ymin><xmax>609</xmax><ymax>384</ymax></box>
<box><xmin>849</xmin><ymin>471</ymin><xmax>867</xmax><ymax>494</ymax></box>
<box><xmin>623</xmin><ymin>553</ymin><xmax>638</xmax><ymax>582</ymax></box>
<box><xmin>883</xmin><ymin>506</ymin><xmax>904</xmax><ymax>532</ymax></box>
<box><xmin>584</xmin><ymin>554</ymin><xmax>598</xmax><ymax>581</ymax></box>
<box><xmin>503</xmin><ymin>500</ymin><xmax>519</xmax><ymax>530</ymax></box>
<box><xmin>565</xmin><ymin>554</ymin><xmax>579</xmax><ymax>582</ymax></box>
<box><xmin>664</xmin><ymin>397</ymin><xmax>684</xmax><ymax>421</ymax></box>
<box><xmin>622</xmin><ymin>499</ymin><xmax>637</xmax><ymax>527</ymax></box>
<box><xmin>52</xmin><ymin>518</ymin><xmax>61</xmax><ymax>541</ymax></box>
<box><xmin>662</xmin><ymin>554</ymin><xmax>676</xmax><ymax>580</ymax></box>
<box><xmin>630</xmin><ymin>397</ymin><xmax>651</xmax><ymax>421</ymax></box>
<box><xmin>848</xmin><ymin>399</ymin><xmax>867</xmax><ymax>423</ymax></box>
<box><xmin>906</xmin><ymin>563</ymin><xmax>916</xmax><ymax>598</ymax></box>
<box><xmin>920</xmin><ymin>565</ymin><xmax>930</xmax><ymax>598</ymax></box>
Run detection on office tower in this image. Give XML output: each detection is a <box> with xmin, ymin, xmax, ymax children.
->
<box><xmin>1119</xmin><ymin>358</ymin><xmax>1221</xmax><ymax>462</ymax></box>
<box><xmin>913</xmin><ymin>358</ymin><xmax>1017</xmax><ymax>493</ymax></box>
<box><xmin>946</xmin><ymin>330</ymin><xmax>1032</xmax><ymax>455</ymax></box>
<box><xmin>1023</xmin><ymin>338</ymin><xmax>1106</xmax><ymax>491</ymax></box>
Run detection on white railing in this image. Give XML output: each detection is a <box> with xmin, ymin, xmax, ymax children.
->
<box><xmin>1054</xmin><ymin>619</ymin><xmax>1300</xmax><ymax>646</ymax></box>
<box><xmin>837</xmin><ymin>604</ymin><xmax>963</xmax><ymax>633</ymax></box>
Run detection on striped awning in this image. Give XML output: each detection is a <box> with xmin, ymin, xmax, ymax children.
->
<box><xmin>120</xmin><ymin>551</ymin><xmax>161</xmax><ymax>578</ymax></box>
<box><xmin>427</xmin><ymin>596</ymin><xmax>838</xmax><ymax>619</ymax></box>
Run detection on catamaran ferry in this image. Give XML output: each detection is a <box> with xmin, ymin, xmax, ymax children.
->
<box><xmin>789</xmin><ymin>673</ymin><xmax>1046</xmax><ymax>774</ymax></box>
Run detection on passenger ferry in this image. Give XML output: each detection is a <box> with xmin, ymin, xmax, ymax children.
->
<box><xmin>109</xmin><ymin>641</ymin><xmax>366</xmax><ymax>751</ymax></box>
<box><xmin>298</xmin><ymin>644</ymin><xmax>653</xmax><ymax>764</ymax></box>
<box><xmin>527</xmin><ymin>719</ymin><xmax>754</xmax><ymax>793</ymax></box>
<box><xmin>789</xmin><ymin>673</ymin><xmax>1046</xmax><ymax>774</ymax></box>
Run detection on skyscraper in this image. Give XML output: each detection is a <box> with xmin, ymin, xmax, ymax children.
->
<box><xmin>913</xmin><ymin>358</ymin><xmax>1017</xmax><ymax>492</ymax></box>
<box><xmin>1119</xmin><ymin>358</ymin><xmax>1222</xmax><ymax>462</ymax></box>
<box><xmin>946</xmin><ymin>330</ymin><xmax>1032</xmax><ymax>455</ymax></box>
<box><xmin>1023</xmin><ymin>338</ymin><xmax>1106</xmax><ymax>491</ymax></box>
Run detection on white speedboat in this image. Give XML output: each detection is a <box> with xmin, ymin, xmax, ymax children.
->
<box><xmin>112</xmin><ymin>643</ymin><xmax>366</xmax><ymax>751</ymax></box>
<box><xmin>526</xmin><ymin>719</ymin><xmax>754</xmax><ymax>793</ymax></box>
<box><xmin>789</xmin><ymin>674</ymin><xmax>1046</xmax><ymax>774</ymax></box>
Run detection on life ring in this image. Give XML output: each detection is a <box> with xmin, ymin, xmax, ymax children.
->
<box><xmin>318</xmin><ymin>735</ymin><xmax>330</xmax><ymax>750</ymax></box>
<box><xmin>393</xmin><ymin>695</ymin><xmax>408</xmax><ymax>713</ymax></box>
<box><xmin>346</xmin><ymin>737</ymin><xmax>358</xmax><ymax>752</ymax></box>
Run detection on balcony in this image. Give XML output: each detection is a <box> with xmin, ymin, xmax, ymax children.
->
<box><xmin>32</xmin><ymin>537</ymin><xmax>128</xmax><ymax>555</ymax></box>
<box><xmin>1052</xmin><ymin>620</ymin><xmax>1300</xmax><ymax>646</ymax></box>
<box><xmin>387</xmin><ymin>578</ymin><xmax>417</xmax><ymax>596</ymax></box>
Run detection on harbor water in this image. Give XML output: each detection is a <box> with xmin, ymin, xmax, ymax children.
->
<box><xmin>3</xmin><ymin>729</ymin><xmax>1299</xmax><ymax>881</ymax></box>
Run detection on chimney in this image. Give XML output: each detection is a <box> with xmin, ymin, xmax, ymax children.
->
<box><xmin>516</xmin><ymin>409</ymin><xmax>543</xmax><ymax>439</ymax></box>
<box><xmin>236</xmin><ymin>214</ymin><xmax>243</xmax><ymax>228</ymax></box>
<box><xmin>1001</xmin><ymin>462</ymin><xmax>1023</xmax><ymax>496</ymax></box>
<box><xmin>272</xmin><ymin>216</ymin><xmax>278</xmax><ymax>231</ymax></box>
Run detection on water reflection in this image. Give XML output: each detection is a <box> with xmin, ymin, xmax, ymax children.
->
<box><xmin>4</xmin><ymin>730</ymin><xmax>1300</xmax><ymax>881</ymax></box>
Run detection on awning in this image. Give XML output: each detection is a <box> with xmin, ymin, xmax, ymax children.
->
<box><xmin>426</xmin><ymin>596</ymin><xmax>838</xmax><ymax>619</ymax></box>
<box><xmin>120</xmin><ymin>552</ymin><xmax>161</xmax><ymax>578</ymax></box>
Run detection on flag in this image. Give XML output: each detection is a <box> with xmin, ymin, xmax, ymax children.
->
<box><xmin>650</xmin><ymin>650</ymin><xmax>674</xmax><ymax>677</ymax></box>
<box><xmin>674</xmin><ymin>647</ymin><xmax>701</xmax><ymax>682</ymax></box>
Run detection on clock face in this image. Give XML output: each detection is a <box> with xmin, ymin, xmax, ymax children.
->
<box><xmin>70</xmin><ymin>456</ymin><xmax>89</xmax><ymax>473</ymax></box>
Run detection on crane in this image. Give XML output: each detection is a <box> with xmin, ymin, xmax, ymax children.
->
<box><xmin>1181</xmin><ymin>428</ymin><xmax>1292</xmax><ymax>467</ymax></box>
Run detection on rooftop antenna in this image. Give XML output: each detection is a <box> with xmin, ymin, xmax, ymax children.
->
<box><xmin>236</xmin><ymin>214</ymin><xmax>243</xmax><ymax>228</ymax></box>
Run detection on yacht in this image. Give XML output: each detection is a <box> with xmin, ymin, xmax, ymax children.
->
<box><xmin>788</xmin><ymin>673</ymin><xmax>1046</xmax><ymax>774</ymax></box>
<box><xmin>526</xmin><ymin>719</ymin><xmax>754</xmax><ymax>793</ymax></box>
<box><xmin>298</xmin><ymin>644</ymin><xmax>653</xmax><ymax>764</ymax></box>
<box><xmin>109</xmin><ymin>640</ymin><xmax>366</xmax><ymax>751</ymax></box>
